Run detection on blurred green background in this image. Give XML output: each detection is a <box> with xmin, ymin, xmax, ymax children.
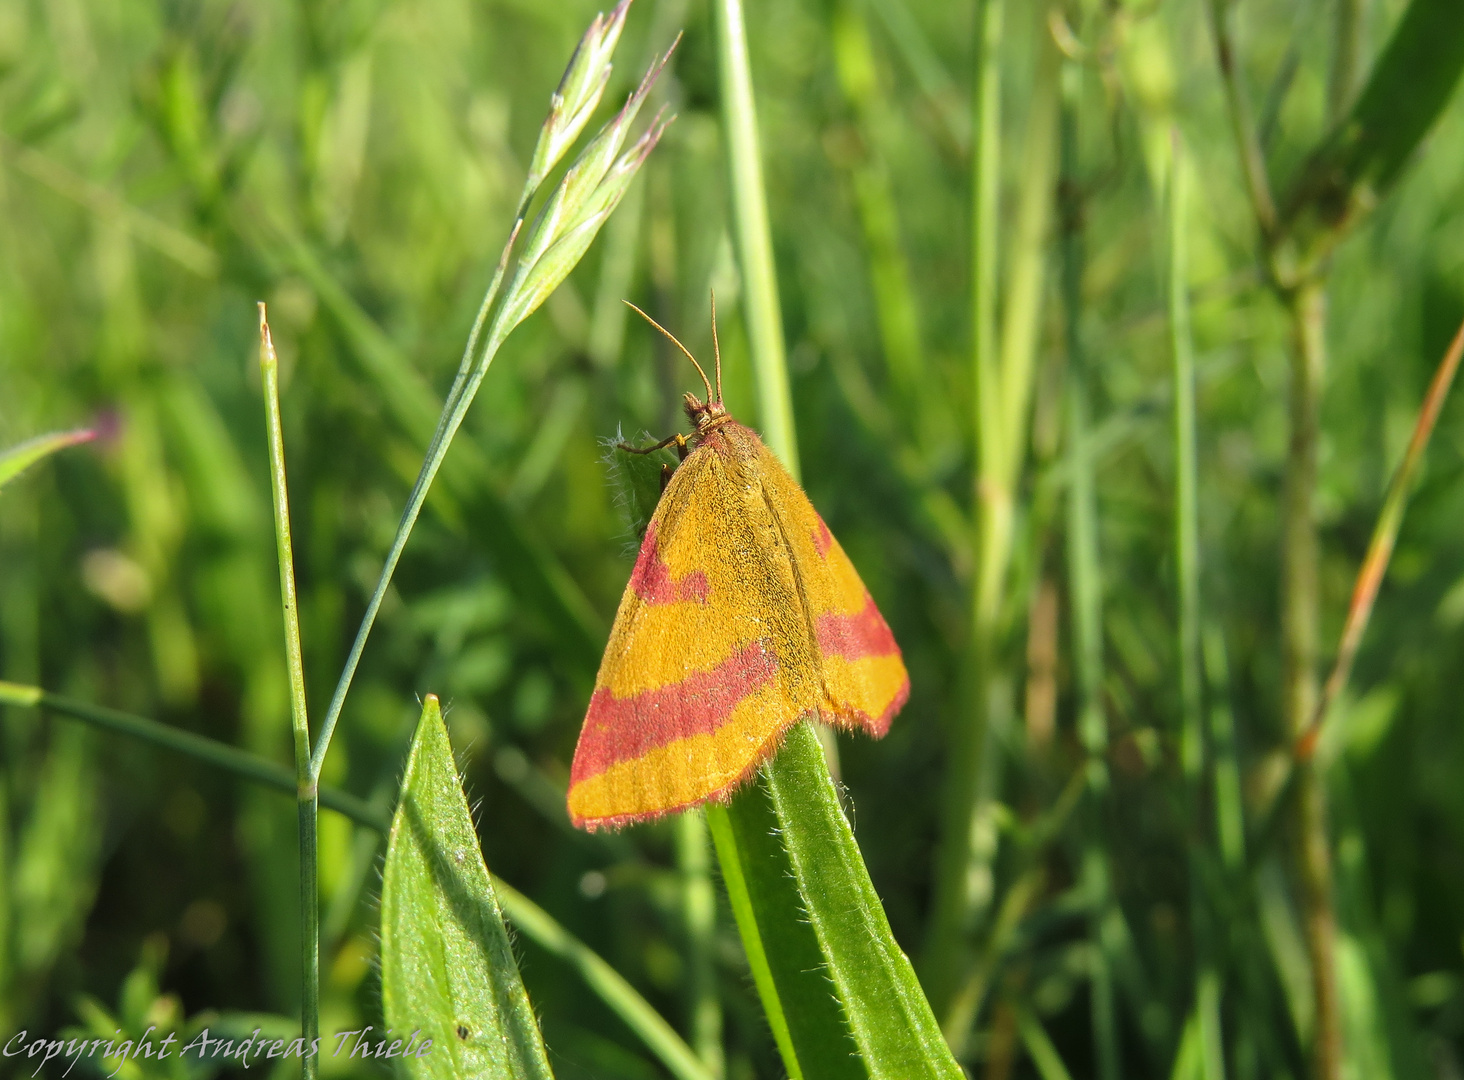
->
<box><xmin>2</xmin><ymin>0</ymin><xmax>1463</xmax><ymax>1076</ymax></box>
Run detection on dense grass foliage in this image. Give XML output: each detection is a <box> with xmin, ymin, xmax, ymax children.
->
<box><xmin>2</xmin><ymin>0</ymin><xmax>1463</xmax><ymax>1076</ymax></box>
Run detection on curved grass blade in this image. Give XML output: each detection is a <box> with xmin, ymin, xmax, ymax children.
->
<box><xmin>0</xmin><ymin>428</ymin><xmax>94</xmax><ymax>491</ymax></box>
<box><xmin>492</xmin><ymin>876</ymin><xmax>714</xmax><ymax>1080</ymax></box>
<box><xmin>381</xmin><ymin>695</ymin><xmax>554</xmax><ymax>1080</ymax></box>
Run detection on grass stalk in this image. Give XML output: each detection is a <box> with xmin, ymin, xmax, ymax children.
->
<box><xmin>831</xmin><ymin>0</ymin><xmax>926</xmax><ymax>422</ymax></box>
<box><xmin>496</xmin><ymin>876</ymin><xmax>717</xmax><ymax>1080</ymax></box>
<box><xmin>1170</xmin><ymin>139</ymin><xmax>1202</xmax><ymax>784</ymax></box>
<box><xmin>676</xmin><ymin>811</ymin><xmax>725</xmax><ymax>1079</ymax></box>
<box><xmin>1015</xmin><ymin>1004</ymin><xmax>1076</xmax><ymax>1080</ymax></box>
<box><xmin>710</xmin><ymin>9</ymin><xmax>961</xmax><ymax>1076</ymax></box>
<box><xmin>1170</xmin><ymin>137</ymin><xmax>1229</xmax><ymax>1080</ymax></box>
<box><xmin>1283</xmin><ymin>278</ymin><xmax>1339</xmax><ymax>1080</ymax></box>
<box><xmin>1206</xmin><ymin>0</ymin><xmax>1278</xmax><ymax>239</ymax></box>
<box><xmin>924</xmin><ymin>0</ymin><xmax>1002</xmax><ymax>1015</ymax></box>
<box><xmin>305</xmin><ymin>21</ymin><xmax>671</xmax><ymax>780</ymax></box>
<box><xmin>708</xmin><ymin>5</ymin><xmax>842</xmax><ymax>1072</ymax></box>
<box><xmin>927</xmin><ymin>0</ymin><xmax>1059</xmax><ymax>1026</ymax></box>
<box><xmin>703</xmin><ymin>805</ymin><xmax>805</xmax><ymax>1076</ymax></box>
<box><xmin>1296</xmin><ymin>314</ymin><xmax>1464</xmax><ymax>760</ymax></box>
<box><xmin>1059</xmin><ymin>60</ymin><xmax>1116</xmax><ymax>1080</ymax></box>
<box><xmin>258</xmin><ymin>306</ymin><xmax>319</xmax><ymax>1074</ymax></box>
<box><xmin>1204</xmin><ymin>626</ymin><xmax>1247</xmax><ymax>871</ymax></box>
<box><xmin>305</xmin><ymin>255</ymin><xmax>513</xmax><ymax>783</ymax></box>
<box><xmin>0</xmin><ymin>681</ymin><xmax>386</xmax><ymax>829</ymax></box>
<box><xmin>714</xmin><ymin>0</ymin><xmax>798</xmax><ymax>475</ymax></box>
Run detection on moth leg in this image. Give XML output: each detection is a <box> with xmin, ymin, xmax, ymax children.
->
<box><xmin>659</xmin><ymin>463</ymin><xmax>674</xmax><ymax>494</ymax></box>
<box><xmin>617</xmin><ymin>432</ymin><xmax>688</xmax><ymax>457</ymax></box>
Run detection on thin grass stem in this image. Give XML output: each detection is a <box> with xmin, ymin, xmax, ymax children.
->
<box><xmin>704</xmin><ymin>805</ymin><xmax>803</xmax><ymax>1076</ymax></box>
<box><xmin>1059</xmin><ymin>68</ymin><xmax>1117</xmax><ymax>1080</ymax></box>
<box><xmin>676</xmin><ymin>811</ymin><xmax>725</xmax><ymax>1079</ymax></box>
<box><xmin>1170</xmin><ymin>137</ymin><xmax>1230</xmax><ymax>1080</ymax></box>
<box><xmin>1170</xmin><ymin>140</ymin><xmax>1203</xmax><ymax>785</ymax></box>
<box><xmin>923</xmin><ymin>0</ymin><xmax>1003</xmax><ymax>1018</ymax></box>
<box><xmin>493</xmin><ymin>877</ymin><xmax>716</xmax><ymax>1080</ymax></box>
<box><xmin>258</xmin><ymin>305</ymin><xmax>319</xmax><ymax>1076</ymax></box>
<box><xmin>1206</xmin><ymin>0</ymin><xmax>1278</xmax><ymax>240</ymax></box>
<box><xmin>714</xmin><ymin>0</ymin><xmax>798</xmax><ymax>477</ymax></box>
<box><xmin>307</xmin><ymin>317</ymin><xmax>503</xmax><ymax>781</ymax></box>
<box><xmin>0</xmin><ymin>681</ymin><xmax>389</xmax><ymax>830</ymax></box>
<box><xmin>1297</xmin><ymin>314</ymin><xmax>1464</xmax><ymax>759</ymax></box>
<box><xmin>1283</xmin><ymin>278</ymin><xmax>1340</xmax><ymax>1080</ymax></box>
<box><xmin>306</xmin><ymin>15</ymin><xmax>671</xmax><ymax>780</ymax></box>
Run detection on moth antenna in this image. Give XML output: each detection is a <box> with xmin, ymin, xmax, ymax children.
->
<box><xmin>709</xmin><ymin>291</ymin><xmax>723</xmax><ymax>404</ymax></box>
<box><xmin>623</xmin><ymin>300</ymin><xmax>714</xmax><ymax>404</ymax></box>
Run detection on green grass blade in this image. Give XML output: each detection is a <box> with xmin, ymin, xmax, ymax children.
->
<box><xmin>675</xmin><ymin>811</ymin><xmax>725</xmax><ymax>1078</ymax></box>
<box><xmin>258</xmin><ymin>305</ymin><xmax>320</xmax><ymax>1079</ymax></box>
<box><xmin>761</xmin><ymin>723</ymin><xmax>964</xmax><ymax>1080</ymax></box>
<box><xmin>1016</xmin><ymin>1005</ymin><xmax>1075</xmax><ymax>1080</ymax></box>
<box><xmin>714</xmin><ymin>0</ymin><xmax>797</xmax><ymax>474</ymax></box>
<box><xmin>709</xmin><ymin>4</ymin><xmax>956</xmax><ymax>1072</ymax></box>
<box><xmin>492</xmin><ymin>876</ymin><xmax>714</xmax><ymax>1080</ymax></box>
<box><xmin>1283</xmin><ymin>0</ymin><xmax>1464</xmax><ymax>256</ymax></box>
<box><xmin>0</xmin><ymin>681</ymin><xmax>389</xmax><ymax>831</ymax></box>
<box><xmin>709</xmin><ymin>790</ymin><xmax>866</xmax><ymax>1080</ymax></box>
<box><xmin>1170</xmin><ymin>135</ymin><xmax>1203</xmax><ymax>785</ymax></box>
<box><xmin>924</xmin><ymin>0</ymin><xmax>1003</xmax><ymax>1016</ymax></box>
<box><xmin>380</xmin><ymin>695</ymin><xmax>554</xmax><ymax>1080</ymax></box>
<box><xmin>0</xmin><ymin>429</ymin><xmax>94</xmax><ymax>491</ymax></box>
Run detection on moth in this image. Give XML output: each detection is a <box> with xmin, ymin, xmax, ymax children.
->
<box><xmin>568</xmin><ymin>303</ymin><xmax>909</xmax><ymax>829</ymax></box>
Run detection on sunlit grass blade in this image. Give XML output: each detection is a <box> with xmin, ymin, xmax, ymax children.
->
<box><xmin>708</xmin><ymin>791</ymin><xmax>867</xmax><ymax>1080</ymax></box>
<box><xmin>1059</xmin><ymin>53</ymin><xmax>1117</xmax><ymax>1080</ymax></box>
<box><xmin>380</xmin><ymin>695</ymin><xmax>554</xmax><ymax>1080</ymax></box>
<box><xmin>0</xmin><ymin>428</ymin><xmax>94</xmax><ymax>491</ymax></box>
<box><xmin>675</xmin><ymin>812</ymin><xmax>724</xmax><ymax>1079</ymax></box>
<box><xmin>923</xmin><ymin>0</ymin><xmax>1003</xmax><ymax>1016</ymax></box>
<box><xmin>715</xmin><ymin>0</ymin><xmax>797</xmax><ymax>473</ymax></box>
<box><xmin>1296</xmin><ymin>313</ymin><xmax>1464</xmax><ymax>761</ymax></box>
<box><xmin>258</xmin><ymin>305</ymin><xmax>320</xmax><ymax>1078</ymax></box>
<box><xmin>1170</xmin><ymin>134</ymin><xmax>1202</xmax><ymax>786</ymax></box>
<box><xmin>754</xmin><ymin>724</ymin><xmax>963</xmax><ymax>1079</ymax></box>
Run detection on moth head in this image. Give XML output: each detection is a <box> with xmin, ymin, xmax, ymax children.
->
<box><xmin>683</xmin><ymin>392</ymin><xmax>728</xmax><ymax>430</ymax></box>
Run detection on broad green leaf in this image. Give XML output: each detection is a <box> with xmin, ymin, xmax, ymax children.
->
<box><xmin>713</xmin><ymin>723</ymin><xmax>963</xmax><ymax>1080</ymax></box>
<box><xmin>381</xmin><ymin>695</ymin><xmax>554</xmax><ymax>1080</ymax></box>
<box><xmin>1282</xmin><ymin>0</ymin><xmax>1464</xmax><ymax>260</ymax></box>
<box><xmin>709</xmin><ymin>780</ymin><xmax>866</xmax><ymax>1080</ymax></box>
<box><xmin>0</xmin><ymin>428</ymin><xmax>94</xmax><ymax>491</ymax></box>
